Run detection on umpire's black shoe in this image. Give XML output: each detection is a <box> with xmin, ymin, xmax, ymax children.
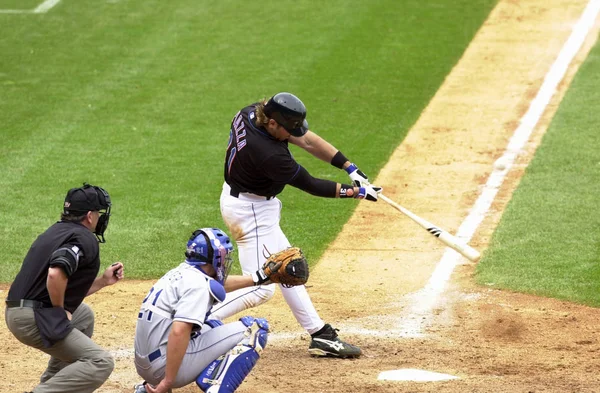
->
<box><xmin>308</xmin><ymin>323</ymin><xmax>362</xmax><ymax>358</ymax></box>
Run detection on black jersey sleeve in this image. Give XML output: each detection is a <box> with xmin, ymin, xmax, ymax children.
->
<box><xmin>67</xmin><ymin>229</ymin><xmax>100</xmax><ymax>271</ymax></box>
<box><xmin>288</xmin><ymin>165</ymin><xmax>338</xmax><ymax>197</ymax></box>
<box><xmin>49</xmin><ymin>244</ymin><xmax>83</xmax><ymax>277</ymax></box>
<box><xmin>260</xmin><ymin>152</ymin><xmax>301</xmax><ymax>184</ymax></box>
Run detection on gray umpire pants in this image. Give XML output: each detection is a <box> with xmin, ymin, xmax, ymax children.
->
<box><xmin>5</xmin><ymin>303</ymin><xmax>114</xmax><ymax>393</ymax></box>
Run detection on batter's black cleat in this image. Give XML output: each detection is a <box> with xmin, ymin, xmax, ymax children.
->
<box><xmin>308</xmin><ymin>324</ymin><xmax>362</xmax><ymax>358</ymax></box>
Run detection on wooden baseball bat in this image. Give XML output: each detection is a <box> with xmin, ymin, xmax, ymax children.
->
<box><xmin>379</xmin><ymin>193</ymin><xmax>481</xmax><ymax>262</ymax></box>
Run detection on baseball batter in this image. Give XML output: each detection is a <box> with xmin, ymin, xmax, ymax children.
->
<box><xmin>211</xmin><ymin>92</ymin><xmax>381</xmax><ymax>358</ymax></box>
<box><xmin>133</xmin><ymin>227</ymin><xmax>294</xmax><ymax>393</ymax></box>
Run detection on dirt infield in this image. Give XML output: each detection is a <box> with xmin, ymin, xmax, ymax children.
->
<box><xmin>2</xmin><ymin>0</ymin><xmax>600</xmax><ymax>392</ymax></box>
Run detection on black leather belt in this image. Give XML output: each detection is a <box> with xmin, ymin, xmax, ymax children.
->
<box><xmin>229</xmin><ymin>187</ymin><xmax>273</xmax><ymax>200</ymax></box>
<box><xmin>5</xmin><ymin>299</ymin><xmax>45</xmax><ymax>308</ymax></box>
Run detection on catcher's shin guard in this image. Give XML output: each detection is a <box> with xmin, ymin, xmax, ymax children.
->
<box><xmin>196</xmin><ymin>317</ymin><xmax>269</xmax><ymax>392</ymax></box>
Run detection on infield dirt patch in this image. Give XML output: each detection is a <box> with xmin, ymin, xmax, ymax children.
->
<box><xmin>2</xmin><ymin>0</ymin><xmax>600</xmax><ymax>392</ymax></box>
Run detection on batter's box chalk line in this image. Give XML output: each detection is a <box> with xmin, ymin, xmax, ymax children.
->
<box><xmin>0</xmin><ymin>0</ymin><xmax>61</xmax><ymax>14</ymax></box>
<box><xmin>378</xmin><ymin>369</ymin><xmax>460</xmax><ymax>382</ymax></box>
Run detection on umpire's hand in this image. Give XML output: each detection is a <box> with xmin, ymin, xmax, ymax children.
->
<box><xmin>103</xmin><ymin>262</ymin><xmax>124</xmax><ymax>285</ymax></box>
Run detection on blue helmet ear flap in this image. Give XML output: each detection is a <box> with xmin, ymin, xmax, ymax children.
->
<box><xmin>185</xmin><ymin>230</ymin><xmax>211</xmax><ymax>263</ymax></box>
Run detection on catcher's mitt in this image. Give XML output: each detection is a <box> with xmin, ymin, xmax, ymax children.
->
<box><xmin>262</xmin><ymin>247</ymin><xmax>309</xmax><ymax>287</ymax></box>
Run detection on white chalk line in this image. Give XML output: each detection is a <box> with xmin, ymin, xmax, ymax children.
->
<box><xmin>0</xmin><ymin>0</ymin><xmax>61</xmax><ymax>14</ymax></box>
<box><xmin>34</xmin><ymin>0</ymin><xmax>61</xmax><ymax>13</ymax></box>
<box><xmin>395</xmin><ymin>0</ymin><xmax>600</xmax><ymax>337</ymax></box>
<box><xmin>107</xmin><ymin>0</ymin><xmax>600</xmax><ymax>363</ymax></box>
<box><xmin>0</xmin><ymin>9</ymin><xmax>30</xmax><ymax>13</ymax></box>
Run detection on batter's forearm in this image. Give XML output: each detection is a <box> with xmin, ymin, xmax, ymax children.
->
<box><xmin>336</xmin><ymin>184</ymin><xmax>361</xmax><ymax>198</ymax></box>
<box><xmin>288</xmin><ymin>166</ymin><xmax>337</xmax><ymax>197</ymax></box>
<box><xmin>330</xmin><ymin>150</ymin><xmax>351</xmax><ymax>170</ymax></box>
<box><xmin>312</xmin><ymin>141</ymin><xmax>339</xmax><ymax>163</ymax></box>
<box><xmin>293</xmin><ymin>131</ymin><xmax>339</xmax><ymax>163</ymax></box>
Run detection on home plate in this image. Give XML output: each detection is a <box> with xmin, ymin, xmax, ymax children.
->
<box><xmin>378</xmin><ymin>369</ymin><xmax>459</xmax><ymax>382</ymax></box>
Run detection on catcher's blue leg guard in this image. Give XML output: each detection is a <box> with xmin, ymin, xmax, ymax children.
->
<box><xmin>196</xmin><ymin>317</ymin><xmax>269</xmax><ymax>393</ymax></box>
<box><xmin>239</xmin><ymin>316</ymin><xmax>269</xmax><ymax>333</ymax></box>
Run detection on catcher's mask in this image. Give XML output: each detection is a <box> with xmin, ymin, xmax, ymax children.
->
<box><xmin>63</xmin><ymin>183</ymin><xmax>112</xmax><ymax>243</ymax></box>
<box><xmin>185</xmin><ymin>228</ymin><xmax>234</xmax><ymax>285</ymax></box>
<box><xmin>263</xmin><ymin>92</ymin><xmax>309</xmax><ymax>137</ymax></box>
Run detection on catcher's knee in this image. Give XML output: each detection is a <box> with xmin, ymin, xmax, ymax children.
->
<box><xmin>196</xmin><ymin>318</ymin><xmax>269</xmax><ymax>393</ymax></box>
<box><xmin>239</xmin><ymin>316</ymin><xmax>269</xmax><ymax>349</ymax></box>
<box><xmin>248</xmin><ymin>283</ymin><xmax>276</xmax><ymax>305</ymax></box>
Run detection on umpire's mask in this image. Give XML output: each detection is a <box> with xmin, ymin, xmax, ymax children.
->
<box><xmin>94</xmin><ymin>186</ymin><xmax>111</xmax><ymax>243</ymax></box>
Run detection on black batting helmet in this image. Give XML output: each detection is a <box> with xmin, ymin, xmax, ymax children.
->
<box><xmin>263</xmin><ymin>92</ymin><xmax>309</xmax><ymax>137</ymax></box>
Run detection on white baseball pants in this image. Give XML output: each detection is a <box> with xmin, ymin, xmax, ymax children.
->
<box><xmin>210</xmin><ymin>182</ymin><xmax>324</xmax><ymax>335</ymax></box>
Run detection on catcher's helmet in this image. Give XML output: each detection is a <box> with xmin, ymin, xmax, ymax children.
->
<box><xmin>185</xmin><ymin>228</ymin><xmax>234</xmax><ymax>285</ymax></box>
<box><xmin>263</xmin><ymin>92</ymin><xmax>309</xmax><ymax>137</ymax></box>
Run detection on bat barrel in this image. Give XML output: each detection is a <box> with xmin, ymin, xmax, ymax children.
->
<box><xmin>379</xmin><ymin>193</ymin><xmax>481</xmax><ymax>262</ymax></box>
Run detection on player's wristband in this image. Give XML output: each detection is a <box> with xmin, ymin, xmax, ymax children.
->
<box><xmin>355</xmin><ymin>187</ymin><xmax>366</xmax><ymax>199</ymax></box>
<box><xmin>331</xmin><ymin>151</ymin><xmax>349</xmax><ymax>169</ymax></box>
<box><xmin>344</xmin><ymin>163</ymin><xmax>358</xmax><ymax>175</ymax></box>
<box><xmin>339</xmin><ymin>184</ymin><xmax>357</xmax><ymax>198</ymax></box>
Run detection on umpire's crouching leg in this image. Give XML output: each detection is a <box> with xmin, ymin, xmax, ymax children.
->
<box><xmin>35</xmin><ymin>334</ymin><xmax>115</xmax><ymax>393</ymax></box>
<box><xmin>45</xmin><ymin>303</ymin><xmax>116</xmax><ymax>393</ymax></box>
<box><xmin>6</xmin><ymin>303</ymin><xmax>115</xmax><ymax>393</ymax></box>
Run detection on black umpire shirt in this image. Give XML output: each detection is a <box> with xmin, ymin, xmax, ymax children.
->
<box><xmin>224</xmin><ymin>103</ymin><xmax>301</xmax><ymax>197</ymax></box>
<box><xmin>7</xmin><ymin>221</ymin><xmax>100</xmax><ymax>313</ymax></box>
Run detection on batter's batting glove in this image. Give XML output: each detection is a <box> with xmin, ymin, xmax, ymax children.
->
<box><xmin>251</xmin><ymin>261</ymin><xmax>282</xmax><ymax>286</ymax></box>
<box><xmin>355</xmin><ymin>184</ymin><xmax>382</xmax><ymax>202</ymax></box>
<box><xmin>345</xmin><ymin>163</ymin><xmax>371</xmax><ymax>187</ymax></box>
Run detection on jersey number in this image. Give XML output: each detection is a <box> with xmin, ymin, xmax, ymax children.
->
<box><xmin>139</xmin><ymin>287</ymin><xmax>163</xmax><ymax>321</ymax></box>
<box><xmin>142</xmin><ymin>286</ymin><xmax>163</xmax><ymax>305</ymax></box>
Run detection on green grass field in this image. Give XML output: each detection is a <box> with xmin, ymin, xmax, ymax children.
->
<box><xmin>1</xmin><ymin>0</ymin><xmax>597</xmax><ymax>307</ymax></box>
<box><xmin>475</xmin><ymin>39</ymin><xmax>600</xmax><ymax>307</ymax></box>
<box><xmin>0</xmin><ymin>0</ymin><xmax>497</xmax><ymax>279</ymax></box>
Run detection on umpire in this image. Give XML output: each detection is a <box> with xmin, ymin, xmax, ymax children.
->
<box><xmin>4</xmin><ymin>183</ymin><xmax>124</xmax><ymax>393</ymax></box>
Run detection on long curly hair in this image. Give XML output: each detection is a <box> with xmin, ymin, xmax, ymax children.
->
<box><xmin>254</xmin><ymin>98</ymin><xmax>270</xmax><ymax>127</ymax></box>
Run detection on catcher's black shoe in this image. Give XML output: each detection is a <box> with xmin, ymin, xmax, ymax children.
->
<box><xmin>308</xmin><ymin>324</ymin><xmax>362</xmax><ymax>358</ymax></box>
<box><xmin>134</xmin><ymin>382</ymin><xmax>171</xmax><ymax>393</ymax></box>
<box><xmin>133</xmin><ymin>383</ymin><xmax>147</xmax><ymax>393</ymax></box>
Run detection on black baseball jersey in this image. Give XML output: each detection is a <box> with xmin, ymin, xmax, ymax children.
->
<box><xmin>7</xmin><ymin>221</ymin><xmax>101</xmax><ymax>313</ymax></box>
<box><xmin>224</xmin><ymin>103</ymin><xmax>300</xmax><ymax>197</ymax></box>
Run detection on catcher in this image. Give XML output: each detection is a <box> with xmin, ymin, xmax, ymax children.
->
<box><xmin>133</xmin><ymin>228</ymin><xmax>307</xmax><ymax>393</ymax></box>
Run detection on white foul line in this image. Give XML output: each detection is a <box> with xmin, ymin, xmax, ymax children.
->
<box><xmin>0</xmin><ymin>0</ymin><xmax>61</xmax><ymax>14</ymax></box>
<box><xmin>397</xmin><ymin>0</ymin><xmax>600</xmax><ymax>336</ymax></box>
<box><xmin>0</xmin><ymin>9</ymin><xmax>31</xmax><ymax>13</ymax></box>
<box><xmin>33</xmin><ymin>0</ymin><xmax>61</xmax><ymax>13</ymax></box>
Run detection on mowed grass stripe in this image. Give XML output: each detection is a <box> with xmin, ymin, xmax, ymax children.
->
<box><xmin>476</xmin><ymin>39</ymin><xmax>600</xmax><ymax>307</ymax></box>
<box><xmin>0</xmin><ymin>0</ymin><xmax>498</xmax><ymax>281</ymax></box>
